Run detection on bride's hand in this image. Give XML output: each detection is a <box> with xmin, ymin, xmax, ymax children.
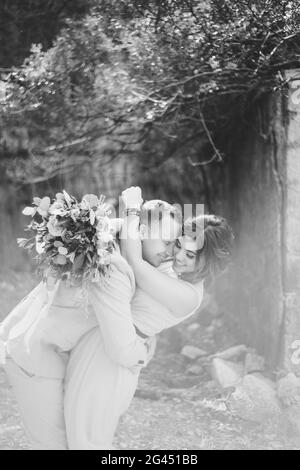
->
<box><xmin>121</xmin><ymin>186</ymin><xmax>143</xmax><ymax>210</ymax></box>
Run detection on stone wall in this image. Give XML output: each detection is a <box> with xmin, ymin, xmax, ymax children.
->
<box><xmin>281</xmin><ymin>70</ymin><xmax>300</xmax><ymax>374</ymax></box>
<box><xmin>218</xmin><ymin>92</ymin><xmax>287</xmax><ymax>368</ymax></box>
<box><xmin>217</xmin><ymin>70</ymin><xmax>300</xmax><ymax>372</ymax></box>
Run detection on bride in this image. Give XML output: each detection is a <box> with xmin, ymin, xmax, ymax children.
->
<box><xmin>63</xmin><ymin>187</ymin><xmax>234</xmax><ymax>449</ymax></box>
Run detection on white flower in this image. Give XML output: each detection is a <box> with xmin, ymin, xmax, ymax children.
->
<box><xmin>89</xmin><ymin>210</ymin><xmax>96</xmax><ymax>225</ymax></box>
<box><xmin>35</xmin><ymin>237</ymin><xmax>45</xmax><ymax>254</ymax></box>
<box><xmin>47</xmin><ymin>216</ymin><xmax>66</xmax><ymax>237</ymax></box>
<box><xmin>36</xmin><ymin>197</ymin><xmax>51</xmax><ymax>217</ymax></box>
<box><xmin>71</xmin><ymin>207</ymin><xmax>80</xmax><ymax>217</ymax></box>
<box><xmin>97</xmin><ymin>249</ymin><xmax>111</xmax><ymax>265</ymax></box>
<box><xmin>70</xmin><ymin>207</ymin><xmax>81</xmax><ymax>221</ymax></box>
<box><xmin>55</xmin><ymin>254</ymin><xmax>67</xmax><ymax>265</ymax></box>
<box><xmin>22</xmin><ymin>206</ymin><xmax>36</xmax><ymax>216</ymax></box>
<box><xmin>58</xmin><ymin>246</ymin><xmax>68</xmax><ymax>255</ymax></box>
<box><xmin>82</xmin><ymin>194</ymin><xmax>99</xmax><ymax>208</ymax></box>
<box><xmin>49</xmin><ymin>200</ymin><xmax>67</xmax><ymax>216</ymax></box>
<box><xmin>80</xmin><ymin>199</ymin><xmax>90</xmax><ymax>211</ymax></box>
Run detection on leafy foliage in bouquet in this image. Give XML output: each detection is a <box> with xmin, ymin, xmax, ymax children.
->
<box><xmin>17</xmin><ymin>190</ymin><xmax>115</xmax><ymax>285</ymax></box>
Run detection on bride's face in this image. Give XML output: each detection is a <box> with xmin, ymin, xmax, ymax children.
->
<box><xmin>173</xmin><ymin>236</ymin><xmax>199</xmax><ymax>275</ymax></box>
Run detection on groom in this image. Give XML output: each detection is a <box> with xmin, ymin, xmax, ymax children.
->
<box><xmin>0</xmin><ymin>196</ymin><xmax>182</xmax><ymax>449</ymax></box>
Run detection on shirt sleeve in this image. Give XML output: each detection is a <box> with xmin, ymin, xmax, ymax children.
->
<box><xmin>0</xmin><ymin>281</ymin><xmax>44</xmax><ymax>343</ymax></box>
<box><xmin>88</xmin><ymin>252</ymin><xmax>148</xmax><ymax>369</ymax></box>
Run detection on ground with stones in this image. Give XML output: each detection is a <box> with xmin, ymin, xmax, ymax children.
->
<box><xmin>0</xmin><ymin>272</ymin><xmax>299</xmax><ymax>450</ymax></box>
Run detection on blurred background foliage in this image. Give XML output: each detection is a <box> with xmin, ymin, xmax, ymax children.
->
<box><xmin>0</xmin><ymin>0</ymin><xmax>95</xmax><ymax>68</ymax></box>
<box><xmin>1</xmin><ymin>0</ymin><xmax>300</xmax><ymax>184</ymax></box>
<box><xmin>0</xmin><ymin>0</ymin><xmax>300</xmax><ymax>275</ymax></box>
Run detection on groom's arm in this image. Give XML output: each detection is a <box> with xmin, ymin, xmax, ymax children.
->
<box><xmin>89</xmin><ymin>252</ymin><xmax>148</xmax><ymax>369</ymax></box>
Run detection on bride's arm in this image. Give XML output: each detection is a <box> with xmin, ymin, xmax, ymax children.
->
<box><xmin>120</xmin><ymin>212</ymin><xmax>199</xmax><ymax>318</ymax></box>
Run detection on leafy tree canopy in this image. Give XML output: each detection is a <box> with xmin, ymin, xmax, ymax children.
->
<box><xmin>1</xmin><ymin>0</ymin><xmax>300</xmax><ymax>183</ymax></box>
<box><xmin>0</xmin><ymin>0</ymin><xmax>97</xmax><ymax>68</ymax></box>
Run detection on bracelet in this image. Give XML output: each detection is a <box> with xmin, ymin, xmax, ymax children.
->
<box><xmin>123</xmin><ymin>208</ymin><xmax>141</xmax><ymax>217</ymax></box>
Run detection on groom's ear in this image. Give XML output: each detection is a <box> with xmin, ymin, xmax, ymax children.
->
<box><xmin>139</xmin><ymin>223</ymin><xmax>148</xmax><ymax>240</ymax></box>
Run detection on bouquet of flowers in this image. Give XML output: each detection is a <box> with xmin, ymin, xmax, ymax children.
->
<box><xmin>18</xmin><ymin>190</ymin><xmax>116</xmax><ymax>287</ymax></box>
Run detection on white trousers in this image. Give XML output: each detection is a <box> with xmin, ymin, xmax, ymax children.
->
<box><xmin>3</xmin><ymin>357</ymin><xmax>67</xmax><ymax>450</ymax></box>
<box><xmin>3</xmin><ymin>330</ymin><xmax>156</xmax><ymax>450</ymax></box>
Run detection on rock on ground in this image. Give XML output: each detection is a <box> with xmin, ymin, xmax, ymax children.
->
<box><xmin>211</xmin><ymin>358</ymin><xmax>244</xmax><ymax>389</ymax></box>
<box><xmin>181</xmin><ymin>345</ymin><xmax>208</xmax><ymax>360</ymax></box>
<box><xmin>227</xmin><ymin>373</ymin><xmax>282</xmax><ymax>424</ymax></box>
<box><xmin>213</xmin><ymin>345</ymin><xmax>248</xmax><ymax>362</ymax></box>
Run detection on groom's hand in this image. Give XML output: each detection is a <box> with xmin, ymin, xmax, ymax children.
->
<box><xmin>121</xmin><ymin>186</ymin><xmax>143</xmax><ymax>210</ymax></box>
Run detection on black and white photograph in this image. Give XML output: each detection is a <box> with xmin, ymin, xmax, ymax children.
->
<box><xmin>0</xmin><ymin>0</ymin><xmax>300</xmax><ymax>451</ymax></box>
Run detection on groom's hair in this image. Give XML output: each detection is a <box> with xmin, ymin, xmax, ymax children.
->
<box><xmin>140</xmin><ymin>200</ymin><xmax>182</xmax><ymax>227</ymax></box>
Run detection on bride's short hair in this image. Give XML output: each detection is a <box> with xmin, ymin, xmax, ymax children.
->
<box><xmin>183</xmin><ymin>214</ymin><xmax>234</xmax><ymax>284</ymax></box>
